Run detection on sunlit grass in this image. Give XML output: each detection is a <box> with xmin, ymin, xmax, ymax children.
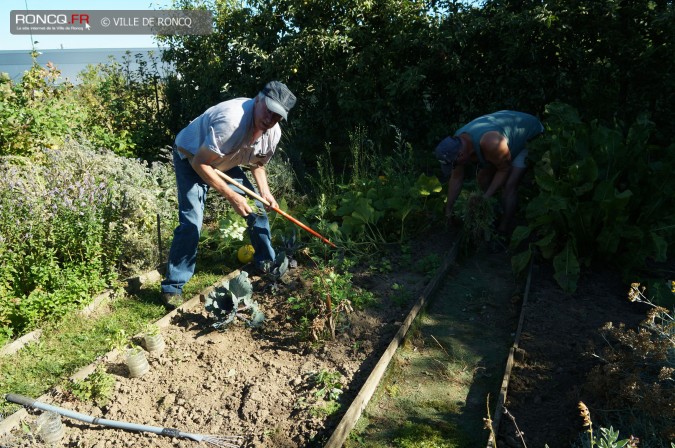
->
<box><xmin>0</xmin><ymin>267</ymin><xmax>230</xmax><ymax>417</ymax></box>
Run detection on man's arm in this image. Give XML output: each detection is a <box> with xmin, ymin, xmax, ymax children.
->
<box><xmin>250</xmin><ymin>164</ymin><xmax>279</xmax><ymax>210</ymax></box>
<box><xmin>445</xmin><ymin>165</ymin><xmax>465</xmax><ymax>220</ymax></box>
<box><xmin>190</xmin><ymin>148</ymin><xmax>253</xmax><ymax>217</ymax></box>
<box><xmin>480</xmin><ymin>131</ymin><xmax>512</xmax><ymax>198</ymax></box>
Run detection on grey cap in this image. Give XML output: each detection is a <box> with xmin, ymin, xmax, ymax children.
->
<box><xmin>434</xmin><ymin>136</ymin><xmax>463</xmax><ymax>176</ymax></box>
<box><xmin>262</xmin><ymin>80</ymin><xmax>297</xmax><ymax>120</ymax></box>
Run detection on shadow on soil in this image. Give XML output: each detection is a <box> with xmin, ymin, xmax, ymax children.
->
<box><xmin>347</xmin><ymin>248</ymin><xmax>521</xmax><ymax>447</ymax></box>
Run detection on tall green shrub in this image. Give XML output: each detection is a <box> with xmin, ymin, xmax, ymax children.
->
<box><xmin>0</xmin><ymin>58</ymin><xmax>86</xmax><ymax>156</ymax></box>
<box><xmin>76</xmin><ymin>51</ymin><xmax>173</xmax><ymax>160</ymax></box>
<box><xmin>0</xmin><ymin>143</ymin><xmax>177</xmax><ymax>341</ymax></box>
<box><xmin>511</xmin><ymin>103</ymin><xmax>675</xmax><ymax>292</ymax></box>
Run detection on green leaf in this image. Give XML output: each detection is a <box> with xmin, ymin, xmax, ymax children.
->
<box><xmin>553</xmin><ymin>240</ymin><xmax>579</xmax><ymax>293</ymax></box>
<box><xmin>228</xmin><ymin>271</ymin><xmax>253</xmax><ymax>302</ymax></box>
<box><xmin>204</xmin><ymin>272</ymin><xmax>259</xmax><ymax>329</ymax></box>
<box><xmin>597</xmin><ymin>227</ymin><xmax>620</xmax><ymax>254</ymax></box>
<box><xmin>534</xmin><ymin>151</ymin><xmax>557</xmax><ymax>192</ymax></box>
<box><xmin>545</xmin><ymin>102</ymin><xmax>582</xmax><ymax>126</ymax></box>
<box><xmin>568</xmin><ymin>157</ymin><xmax>598</xmax><ymax>196</ymax></box>
<box><xmin>537</xmin><ymin>234</ymin><xmax>558</xmax><ymax>259</ymax></box>
<box><xmin>650</xmin><ymin>232</ymin><xmax>667</xmax><ymax>262</ymax></box>
<box><xmin>600</xmin><ymin>189</ymin><xmax>633</xmax><ymax>218</ymax></box>
<box><xmin>511</xmin><ymin>247</ymin><xmax>532</xmax><ymax>275</ymax></box>
<box><xmin>413</xmin><ymin>173</ymin><xmax>442</xmax><ymax>196</ymax></box>
<box><xmin>592</xmin><ymin>180</ymin><xmax>615</xmax><ymax>202</ymax></box>
<box><xmin>509</xmin><ymin>225</ymin><xmax>531</xmax><ymax>250</ymax></box>
<box><xmin>249</xmin><ymin>309</ymin><xmax>265</xmax><ymax>327</ymax></box>
<box><xmin>526</xmin><ymin>194</ymin><xmax>568</xmax><ymax>219</ymax></box>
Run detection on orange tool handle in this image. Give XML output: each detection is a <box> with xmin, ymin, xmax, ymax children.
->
<box><xmin>215</xmin><ymin>170</ymin><xmax>337</xmax><ymax>248</ymax></box>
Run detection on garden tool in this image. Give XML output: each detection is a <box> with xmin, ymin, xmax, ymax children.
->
<box><xmin>5</xmin><ymin>393</ymin><xmax>243</xmax><ymax>448</ymax></box>
<box><xmin>175</xmin><ymin>146</ymin><xmax>336</xmax><ymax>248</ymax></box>
<box><xmin>214</xmin><ymin>169</ymin><xmax>337</xmax><ymax>248</ymax></box>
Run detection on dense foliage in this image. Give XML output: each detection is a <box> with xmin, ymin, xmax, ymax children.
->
<box><xmin>0</xmin><ymin>51</ymin><xmax>169</xmax><ymax>159</ymax></box>
<box><xmin>0</xmin><ymin>58</ymin><xmax>82</xmax><ymax>155</ymax></box>
<box><xmin>511</xmin><ymin>103</ymin><xmax>675</xmax><ymax>292</ymax></box>
<box><xmin>159</xmin><ymin>0</ymin><xmax>675</xmax><ymax>167</ymax></box>
<box><xmin>0</xmin><ymin>143</ymin><xmax>177</xmax><ymax>343</ymax></box>
<box><xmin>76</xmin><ymin>51</ymin><xmax>173</xmax><ymax>160</ymax></box>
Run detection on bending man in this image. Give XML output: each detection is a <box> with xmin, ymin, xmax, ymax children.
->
<box><xmin>161</xmin><ymin>81</ymin><xmax>297</xmax><ymax>309</ymax></box>
<box><xmin>434</xmin><ymin>110</ymin><xmax>543</xmax><ymax>235</ymax></box>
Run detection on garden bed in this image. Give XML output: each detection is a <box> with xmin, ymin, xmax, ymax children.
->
<box><xmin>0</xmin><ymin>232</ymin><xmax>454</xmax><ymax>448</ymax></box>
<box><xmin>497</xmin><ymin>263</ymin><xmax>662</xmax><ymax>447</ymax></box>
<box><xmin>1</xmin><ymin>232</ymin><xmax>670</xmax><ymax>447</ymax></box>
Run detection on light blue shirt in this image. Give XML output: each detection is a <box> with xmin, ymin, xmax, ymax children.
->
<box><xmin>175</xmin><ymin>97</ymin><xmax>281</xmax><ymax>171</ymax></box>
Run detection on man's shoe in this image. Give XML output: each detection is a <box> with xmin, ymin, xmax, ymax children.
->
<box><xmin>161</xmin><ymin>292</ymin><xmax>184</xmax><ymax>310</ymax></box>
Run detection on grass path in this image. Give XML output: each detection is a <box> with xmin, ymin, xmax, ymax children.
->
<box><xmin>347</xmin><ymin>249</ymin><xmax>519</xmax><ymax>447</ymax></box>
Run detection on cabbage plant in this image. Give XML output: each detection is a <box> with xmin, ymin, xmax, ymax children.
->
<box><xmin>204</xmin><ymin>272</ymin><xmax>264</xmax><ymax>329</ymax></box>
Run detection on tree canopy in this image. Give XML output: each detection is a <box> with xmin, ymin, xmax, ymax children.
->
<box><xmin>158</xmin><ymin>0</ymin><xmax>674</xmax><ymax>165</ymax></box>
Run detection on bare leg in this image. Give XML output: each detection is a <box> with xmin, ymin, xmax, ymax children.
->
<box><xmin>476</xmin><ymin>166</ymin><xmax>496</xmax><ymax>192</ymax></box>
<box><xmin>498</xmin><ymin>166</ymin><xmax>527</xmax><ymax>234</ymax></box>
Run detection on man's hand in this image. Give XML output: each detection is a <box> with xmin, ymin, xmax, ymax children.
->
<box><xmin>226</xmin><ymin>191</ymin><xmax>253</xmax><ymax>217</ymax></box>
<box><xmin>260</xmin><ymin>191</ymin><xmax>278</xmax><ymax>210</ymax></box>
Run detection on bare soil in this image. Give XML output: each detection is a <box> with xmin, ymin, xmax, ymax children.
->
<box><xmin>1</xmin><ymin>231</ymin><xmax>665</xmax><ymax>448</ymax></box>
<box><xmin>0</xmin><ymin>234</ymin><xmax>452</xmax><ymax>448</ymax></box>
<box><xmin>498</xmin><ymin>263</ymin><xmax>650</xmax><ymax>448</ymax></box>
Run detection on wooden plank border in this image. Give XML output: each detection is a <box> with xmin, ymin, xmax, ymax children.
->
<box><xmin>324</xmin><ymin>238</ymin><xmax>460</xmax><ymax>448</ymax></box>
<box><xmin>487</xmin><ymin>259</ymin><xmax>534</xmax><ymax>448</ymax></box>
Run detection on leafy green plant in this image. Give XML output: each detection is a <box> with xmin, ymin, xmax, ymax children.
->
<box><xmin>413</xmin><ymin>253</ymin><xmax>443</xmax><ymax>279</ymax></box>
<box><xmin>106</xmin><ymin>329</ymin><xmax>135</xmax><ymax>352</ymax></box>
<box><xmin>511</xmin><ymin>103</ymin><xmax>674</xmax><ymax>292</ymax></box>
<box><xmin>310</xmin><ymin>400</ymin><xmax>341</xmax><ymax>418</ymax></box>
<box><xmin>204</xmin><ymin>272</ymin><xmax>264</xmax><ymax>329</ymax></box>
<box><xmin>390</xmin><ymin>283</ymin><xmax>413</xmax><ymax>307</ymax></box>
<box><xmin>144</xmin><ymin>323</ymin><xmax>161</xmax><ymax>337</ymax></box>
<box><xmin>66</xmin><ymin>365</ymin><xmax>116</xmax><ymax>406</ymax></box>
<box><xmin>307</xmin><ymin>127</ymin><xmax>443</xmax><ymax>255</ymax></box>
<box><xmin>0</xmin><ymin>57</ymin><xmax>84</xmax><ymax>156</ymax></box>
<box><xmin>312</xmin><ymin>267</ymin><xmax>375</xmax><ymax>339</ymax></box>
<box><xmin>260</xmin><ymin>253</ymin><xmax>290</xmax><ymax>280</ymax></box>
<box><xmin>200</xmin><ymin>209</ymin><xmax>248</xmax><ymax>260</ymax></box>
<box><xmin>283</xmin><ymin>257</ymin><xmax>375</xmax><ymax>342</ymax></box>
<box><xmin>310</xmin><ymin>369</ymin><xmax>344</xmax><ymax>401</ymax></box>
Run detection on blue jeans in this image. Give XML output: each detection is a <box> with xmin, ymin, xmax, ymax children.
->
<box><xmin>161</xmin><ymin>149</ymin><xmax>275</xmax><ymax>295</ymax></box>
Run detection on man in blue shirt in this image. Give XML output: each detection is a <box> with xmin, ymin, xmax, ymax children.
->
<box><xmin>161</xmin><ymin>81</ymin><xmax>296</xmax><ymax>309</ymax></box>
<box><xmin>434</xmin><ymin>110</ymin><xmax>543</xmax><ymax>236</ymax></box>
